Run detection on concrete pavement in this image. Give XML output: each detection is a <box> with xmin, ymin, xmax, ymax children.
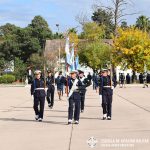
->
<box><xmin>0</xmin><ymin>86</ymin><xmax>150</xmax><ymax>150</ymax></box>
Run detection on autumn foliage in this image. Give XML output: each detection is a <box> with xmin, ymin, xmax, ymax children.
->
<box><xmin>113</xmin><ymin>27</ymin><xmax>150</xmax><ymax>72</ymax></box>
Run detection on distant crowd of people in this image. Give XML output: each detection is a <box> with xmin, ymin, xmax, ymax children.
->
<box><xmin>92</xmin><ymin>71</ymin><xmax>150</xmax><ymax>89</ymax></box>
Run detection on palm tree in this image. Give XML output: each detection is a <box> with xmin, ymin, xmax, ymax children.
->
<box><xmin>136</xmin><ymin>15</ymin><xmax>150</xmax><ymax>32</ymax></box>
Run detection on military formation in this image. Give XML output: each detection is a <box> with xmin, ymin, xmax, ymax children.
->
<box><xmin>30</xmin><ymin>68</ymin><xmax>116</xmax><ymax>124</ymax></box>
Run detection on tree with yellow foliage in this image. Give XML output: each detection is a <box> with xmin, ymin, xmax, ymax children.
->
<box><xmin>69</xmin><ymin>32</ymin><xmax>79</xmax><ymax>47</ymax></box>
<box><xmin>68</xmin><ymin>28</ymin><xmax>79</xmax><ymax>47</ymax></box>
<box><xmin>113</xmin><ymin>27</ymin><xmax>150</xmax><ymax>72</ymax></box>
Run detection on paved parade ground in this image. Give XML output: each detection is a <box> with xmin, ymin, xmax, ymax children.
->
<box><xmin>0</xmin><ymin>85</ymin><xmax>150</xmax><ymax>150</ymax></box>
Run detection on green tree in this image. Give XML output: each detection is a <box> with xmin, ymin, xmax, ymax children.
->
<box><xmin>68</xmin><ymin>28</ymin><xmax>77</xmax><ymax>34</ymax></box>
<box><xmin>121</xmin><ymin>21</ymin><xmax>128</xmax><ymax>29</ymax></box>
<box><xmin>0</xmin><ymin>58</ymin><xmax>6</xmax><ymax>74</ymax></box>
<box><xmin>0</xmin><ymin>24</ymin><xmax>20</xmax><ymax>61</ymax></box>
<box><xmin>135</xmin><ymin>15</ymin><xmax>150</xmax><ymax>32</ymax></box>
<box><xmin>29</xmin><ymin>16</ymin><xmax>53</xmax><ymax>50</ymax></box>
<box><xmin>53</xmin><ymin>32</ymin><xmax>64</xmax><ymax>39</ymax></box>
<box><xmin>78</xmin><ymin>41</ymin><xmax>111</xmax><ymax>70</ymax></box>
<box><xmin>13</xmin><ymin>57</ymin><xmax>27</xmax><ymax>81</ymax></box>
<box><xmin>0</xmin><ymin>23</ymin><xmax>19</xmax><ymax>36</ymax></box>
<box><xmin>16</xmin><ymin>28</ymin><xmax>41</xmax><ymax>62</ymax></box>
<box><xmin>0</xmin><ymin>23</ymin><xmax>42</xmax><ymax>62</ymax></box>
<box><xmin>92</xmin><ymin>8</ymin><xmax>114</xmax><ymax>38</ymax></box>
<box><xmin>78</xmin><ymin>21</ymin><xmax>111</xmax><ymax>70</ymax></box>
<box><xmin>0</xmin><ymin>38</ymin><xmax>20</xmax><ymax>61</ymax></box>
<box><xmin>81</xmin><ymin>22</ymin><xmax>105</xmax><ymax>41</ymax></box>
<box><xmin>28</xmin><ymin>53</ymin><xmax>44</xmax><ymax>70</ymax></box>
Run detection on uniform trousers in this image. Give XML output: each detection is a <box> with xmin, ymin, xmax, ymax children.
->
<box><xmin>102</xmin><ymin>88</ymin><xmax>113</xmax><ymax>117</ymax></box>
<box><xmin>47</xmin><ymin>85</ymin><xmax>55</xmax><ymax>107</ymax></box>
<box><xmin>33</xmin><ymin>96</ymin><xmax>45</xmax><ymax>119</ymax></box>
<box><xmin>68</xmin><ymin>92</ymin><xmax>81</xmax><ymax>121</ymax></box>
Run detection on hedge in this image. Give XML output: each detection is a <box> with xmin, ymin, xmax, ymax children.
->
<box><xmin>0</xmin><ymin>74</ymin><xmax>16</xmax><ymax>84</ymax></box>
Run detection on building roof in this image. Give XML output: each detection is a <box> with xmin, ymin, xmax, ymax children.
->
<box><xmin>44</xmin><ymin>39</ymin><xmax>65</xmax><ymax>56</ymax></box>
<box><xmin>44</xmin><ymin>39</ymin><xmax>113</xmax><ymax>55</ymax></box>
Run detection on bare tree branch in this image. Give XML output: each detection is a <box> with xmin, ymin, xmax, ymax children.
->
<box><xmin>75</xmin><ymin>12</ymin><xmax>89</xmax><ymax>26</ymax></box>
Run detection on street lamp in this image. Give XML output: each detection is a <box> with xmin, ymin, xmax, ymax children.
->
<box><xmin>56</xmin><ymin>24</ymin><xmax>61</xmax><ymax>71</ymax></box>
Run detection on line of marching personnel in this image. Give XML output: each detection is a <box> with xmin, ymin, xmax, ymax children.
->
<box><xmin>30</xmin><ymin>68</ymin><xmax>117</xmax><ymax>123</ymax></box>
<box><xmin>30</xmin><ymin>69</ymin><xmax>91</xmax><ymax>123</ymax></box>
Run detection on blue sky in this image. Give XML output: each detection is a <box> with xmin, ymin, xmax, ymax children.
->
<box><xmin>0</xmin><ymin>0</ymin><xmax>150</xmax><ymax>33</ymax></box>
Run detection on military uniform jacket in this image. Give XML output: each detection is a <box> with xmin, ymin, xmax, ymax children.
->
<box><xmin>56</xmin><ymin>75</ymin><xmax>65</xmax><ymax>90</ymax></box>
<box><xmin>69</xmin><ymin>78</ymin><xmax>83</xmax><ymax>100</ymax></box>
<box><xmin>99</xmin><ymin>75</ymin><xmax>116</xmax><ymax>96</ymax></box>
<box><xmin>31</xmin><ymin>78</ymin><xmax>46</xmax><ymax>97</ymax></box>
<box><xmin>46</xmin><ymin>76</ymin><xmax>54</xmax><ymax>89</ymax></box>
<box><xmin>79</xmin><ymin>77</ymin><xmax>91</xmax><ymax>93</ymax></box>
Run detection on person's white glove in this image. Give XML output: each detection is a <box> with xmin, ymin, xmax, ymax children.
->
<box><xmin>66</xmin><ymin>72</ymin><xmax>69</xmax><ymax>76</ymax></box>
<box><xmin>99</xmin><ymin>95</ymin><xmax>102</xmax><ymax>100</ymax></box>
<box><xmin>111</xmin><ymin>86</ymin><xmax>114</xmax><ymax>90</ymax></box>
<box><xmin>31</xmin><ymin>95</ymin><xmax>34</xmax><ymax>100</ymax></box>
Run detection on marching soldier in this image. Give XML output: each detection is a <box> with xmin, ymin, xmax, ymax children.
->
<box><xmin>31</xmin><ymin>70</ymin><xmax>46</xmax><ymax>122</ymax></box>
<box><xmin>56</xmin><ymin>71</ymin><xmax>65</xmax><ymax>100</ymax></box>
<box><xmin>119</xmin><ymin>73</ymin><xmax>125</xmax><ymax>88</ymax></box>
<box><xmin>46</xmin><ymin>70</ymin><xmax>55</xmax><ymax>109</ymax></box>
<box><xmin>99</xmin><ymin>69</ymin><xmax>116</xmax><ymax>120</ymax></box>
<box><xmin>78</xmin><ymin>70</ymin><xmax>91</xmax><ymax>113</ymax></box>
<box><xmin>68</xmin><ymin>70</ymin><xmax>82</xmax><ymax>125</ymax></box>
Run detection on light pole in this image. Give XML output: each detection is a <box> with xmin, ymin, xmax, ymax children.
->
<box><xmin>56</xmin><ymin>24</ymin><xmax>61</xmax><ymax>71</ymax></box>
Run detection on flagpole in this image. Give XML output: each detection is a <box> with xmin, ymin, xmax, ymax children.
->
<box><xmin>66</xmin><ymin>63</ymin><xmax>69</xmax><ymax>97</ymax></box>
<box><xmin>65</xmin><ymin>36</ymin><xmax>70</xmax><ymax>97</ymax></box>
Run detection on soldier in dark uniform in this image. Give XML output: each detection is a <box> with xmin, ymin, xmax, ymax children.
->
<box><xmin>31</xmin><ymin>70</ymin><xmax>46</xmax><ymax>122</ymax></box>
<box><xmin>139</xmin><ymin>73</ymin><xmax>144</xmax><ymax>84</ymax></box>
<box><xmin>68</xmin><ymin>70</ymin><xmax>83</xmax><ymax>125</ymax></box>
<box><xmin>87</xmin><ymin>72</ymin><xmax>92</xmax><ymax>83</ymax></box>
<box><xmin>119</xmin><ymin>73</ymin><xmax>125</xmax><ymax>88</ymax></box>
<box><xmin>46</xmin><ymin>70</ymin><xmax>55</xmax><ymax>109</ymax></box>
<box><xmin>99</xmin><ymin>69</ymin><xmax>116</xmax><ymax>120</ymax></box>
<box><xmin>147</xmin><ymin>73</ymin><xmax>150</xmax><ymax>83</ymax></box>
<box><xmin>126</xmin><ymin>73</ymin><xmax>131</xmax><ymax>84</ymax></box>
<box><xmin>56</xmin><ymin>71</ymin><xmax>65</xmax><ymax>100</ymax></box>
<box><xmin>78</xmin><ymin>70</ymin><xmax>91</xmax><ymax>113</ymax></box>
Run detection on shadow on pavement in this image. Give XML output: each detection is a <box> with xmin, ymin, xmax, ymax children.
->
<box><xmin>11</xmin><ymin>106</ymin><xmax>33</xmax><ymax>109</ymax></box>
<box><xmin>45</xmin><ymin>109</ymin><xmax>68</xmax><ymax>113</ymax></box>
<box><xmin>0</xmin><ymin>118</ymin><xmax>67</xmax><ymax>125</ymax></box>
<box><xmin>85</xmin><ymin>105</ymin><xmax>100</xmax><ymax>108</ymax></box>
<box><xmin>46</xmin><ymin>115</ymin><xmax>67</xmax><ymax>118</ymax></box>
<box><xmin>46</xmin><ymin>115</ymin><xmax>100</xmax><ymax>120</ymax></box>
<box><xmin>80</xmin><ymin>117</ymin><xmax>100</xmax><ymax>120</ymax></box>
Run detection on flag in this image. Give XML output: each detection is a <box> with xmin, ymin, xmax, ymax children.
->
<box><xmin>70</xmin><ymin>46</ymin><xmax>74</xmax><ymax>64</ymax></box>
<box><xmin>65</xmin><ymin>37</ymin><xmax>71</xmax><ymax>65</ymax></box>
<box><xmin>75</xmin><ymin>55</ymin><xmax>80</xmax><ymax>70</ymax></box>
<box><xmin>70</xmin><ymin>46</ymin><xmax>75</xmax><ymax>71</ymax></box>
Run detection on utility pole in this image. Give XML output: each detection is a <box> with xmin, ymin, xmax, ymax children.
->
<box><xmin>56</xmin><ymin>24</ymin><xmax>61</xmax><ymax>71</ymax></box>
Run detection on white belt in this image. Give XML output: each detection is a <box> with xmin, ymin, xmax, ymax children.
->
<box><xmin>35</xmin><ymin>88</ymin><xmax>45</xmax><ymax>90</ymax></box>
<box><xmin>103</xmin><ymin>86</ymin><xmax>111</xmax><ymax>88</ymax></box>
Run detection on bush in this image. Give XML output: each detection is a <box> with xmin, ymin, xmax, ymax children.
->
<box><xmin>0</xmin><ymin>74</ymin><xmax>16</xmax><ymax>84</ymax></box>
